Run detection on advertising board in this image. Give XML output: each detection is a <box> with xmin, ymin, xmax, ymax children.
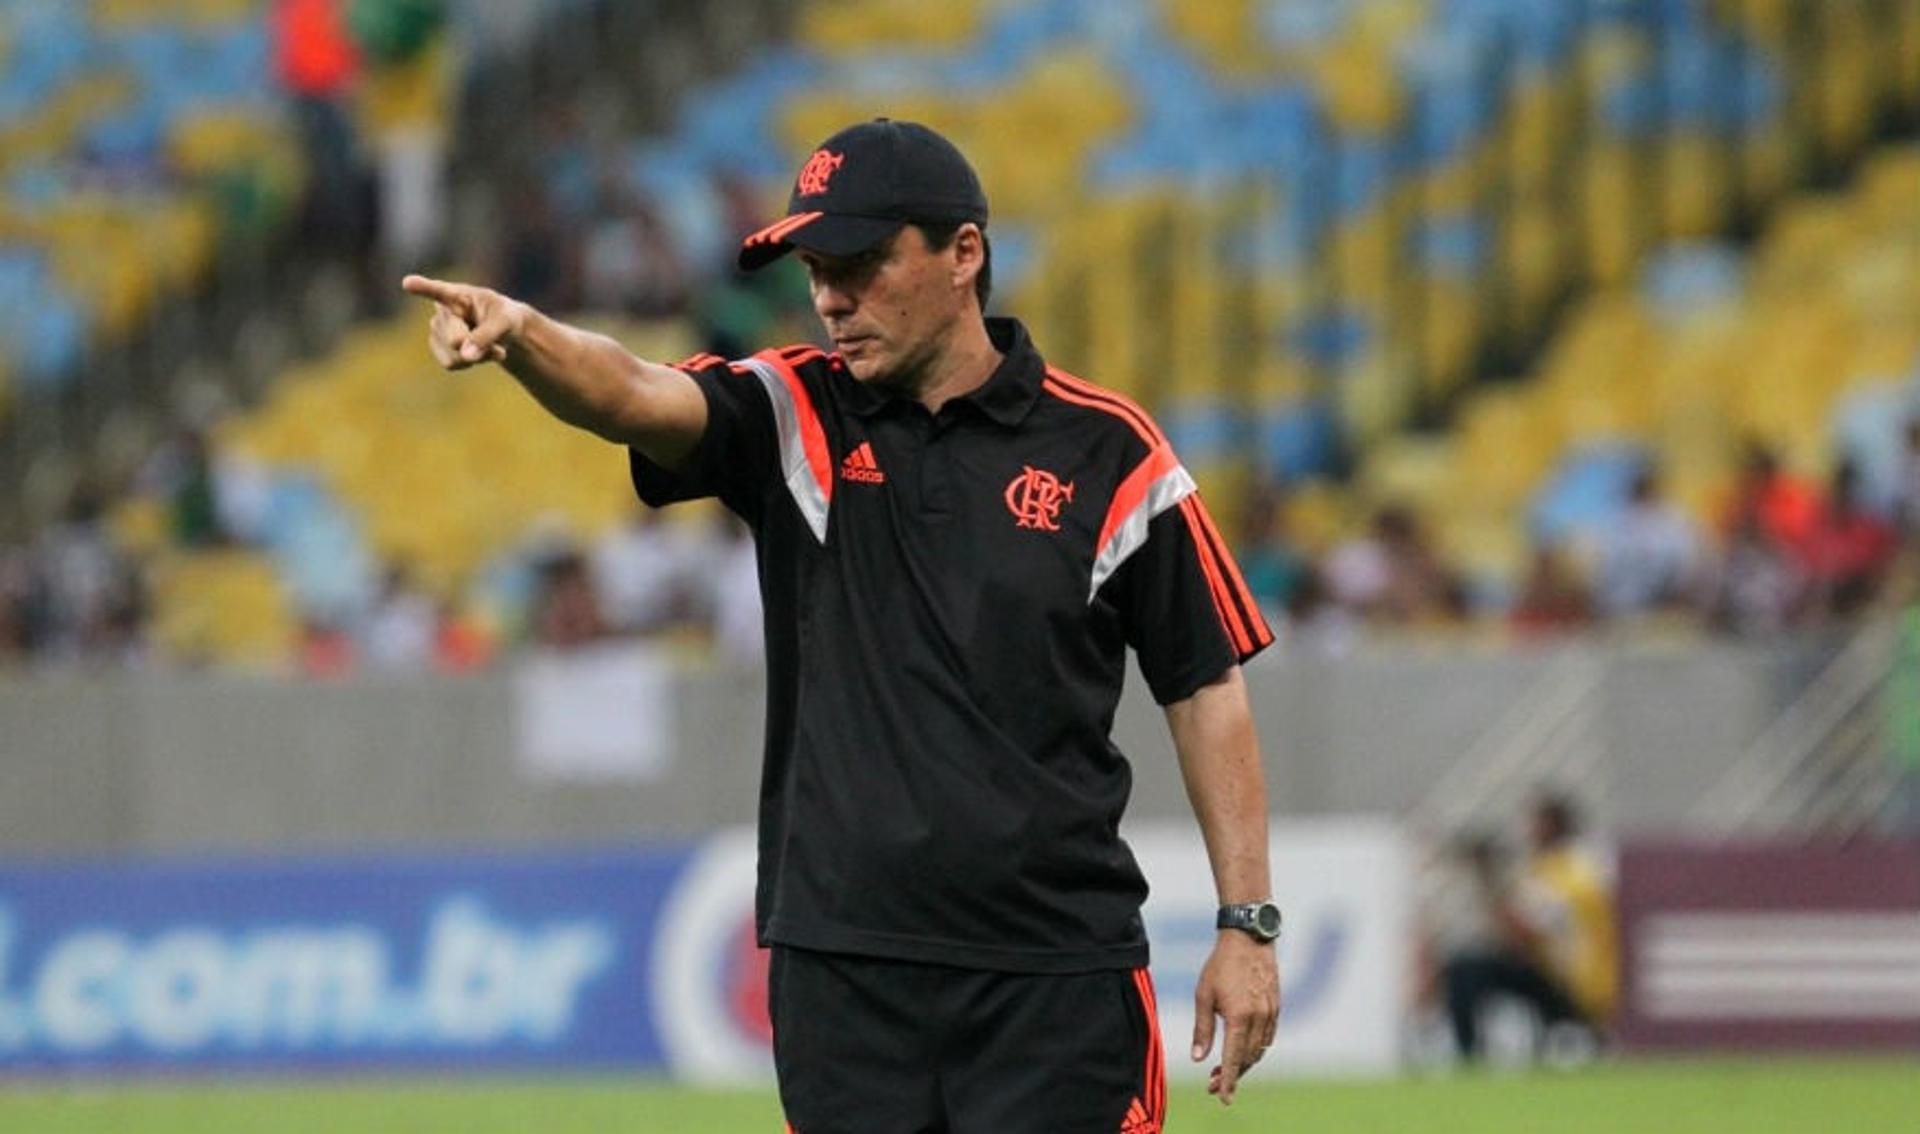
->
<box><xmin>0</xmin><ymin>818</ymin><xmax>1410</xmax><ymax>1077</ymax></box>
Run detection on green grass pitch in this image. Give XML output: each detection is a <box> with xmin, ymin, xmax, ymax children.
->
<box><xmin>5</xmin><ymin>1058</ymin><xmax>1915</xmax><ymax>1133</ymax></box>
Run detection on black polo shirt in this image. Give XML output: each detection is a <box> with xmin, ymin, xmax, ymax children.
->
<box><xmin>631</xmin><ymin>317</ymin><xmax>1272</xmax><ymax>972</ymax></box>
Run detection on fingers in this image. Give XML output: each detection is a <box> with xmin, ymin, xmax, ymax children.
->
<box><xmin>1190</xmin><ymin>983</ymin><xmax>1217</xmax><ymax>1064</ymax></box>
<box><xmin>1193</xmin><ymin>949</ymin><xmax>1281</xmax><ymax>1107</ymax></box>
<box><xmin>423</xmin><ymin>301</ymin><xmax>509</xmax><ymax>371</ymax></box>
<box><xmin>426</xmin><ymin>304</ymin><xmax>468</xmax><ymax>370</ymax></box>
<box><xmin>462</xmin><ymin>306</ymin><xmax>517</xmax><ymax>364</ymax></box>
<box><xmin>1216</xmin><ymin>1018</ymin><xmax>1252</xmax><ymax>1103</ymax></box>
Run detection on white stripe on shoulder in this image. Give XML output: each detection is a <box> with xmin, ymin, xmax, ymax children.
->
<box><xmin>738</xmin><ymin>357</ymin><xmax>830</xmax><ymax>544</ymax></box>
<box><xmin>1088</xmin><ymin>463</ymin><xmax>1196</xmax><ymax>601</ymax></box>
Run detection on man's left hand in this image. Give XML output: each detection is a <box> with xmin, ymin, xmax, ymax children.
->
<box><xmin>1190</xmin><ymin>930</ymin><xmax>1281</xmax><ymax>1105</ymax></box>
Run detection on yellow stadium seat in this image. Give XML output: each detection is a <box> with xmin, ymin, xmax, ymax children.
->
<box><xmin>1360</xmin><ymin>436</ymin><xmax>1459</xmax><ymax>516</ymax></box>
<box><xmin>1810</xmin><ymin>5</ymin><xmax>1881</xmax><ymax>158</ymax></box>
<box><xmin>1332</xmin><ymin>210</ymin><xmax>1402</xmax><ymax>309</ymax></box>
<box><xmin>1575</xmin><ymin>143</ymin><xmax>1645</xmax><ymax>287</ymax></box>
<box><xmin>148</xmin><ymin>549</ymin><xmax>298</xmax><ymax>671</ymax></box>
<box><xmin>1313</xmin><ymin>37</ymin><xmax>1406</xmax><ymax>134</ymax></box>
<box><xmin>1455</xmin><ymin>388</ymin><xmax>1559</xmax><ymax>513</ymax></box>
<box><xmin>1896</xmin><ymin>3</ymin><xmax>1920</xmax><ymax>102</ymax></box>
<box><xmin>1160</xmin><ymin>0</ymin><xmax>1276</xmax><ymax>80</ymax></box>
<box><xmin>1503</xmin><ymin>196</ymin><xmax>1573</xmax><ymax>330</ymax></box>
<box><xmin>1336</xmin><ymin>349</ymin><xmax>1416</xmax><ymax>444</ymax></box>
<box><xmin>1418</xmin><ymin>280</ymin><xmax>1485</xmax><ymax>401</ymax></box>
<box><xmin>798</xmin><ymin>0</ymin><xmax>986</xmax><ymax>55</ymax></box>
<box><xmin>1280</xmin><ymin>479</ymin><xmax>1359</xmax><ymax>557</ymax></box>
<box><xmin>108</xmin><ymin>496</ymin><xmax>170</xmax><ymax>558</ymax></box>
<box><xmin>1661</xmin><ymin>133</ymin><xmax>1732</xmax><ymax>239</ymax></box>
<box><xmin>1856</xmin><ymin>146</ymin><xmax>1920</xmax><ymax>231</ymax></box>
<box><xmin>1508</xmin><ymin>79</ymin><xmax>1575</xmax><ymax>194</ymax></box>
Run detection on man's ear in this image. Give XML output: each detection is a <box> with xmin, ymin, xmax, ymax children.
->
<box><xmin>952</xmin><ymin>223</ymin><xmax>985</xmax><ymax>290</ymax></box>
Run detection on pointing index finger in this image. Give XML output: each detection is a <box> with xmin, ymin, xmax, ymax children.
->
<box><xmin>401</xmin><ymin>274</ymin><xmax>467</xmax><ymax>309</ymax></box>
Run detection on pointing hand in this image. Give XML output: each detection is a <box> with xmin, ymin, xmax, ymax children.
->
<box><xmin>401</xmin><ymin>274</ymin><xmax>526</xmax><ymax>370</ymax></box>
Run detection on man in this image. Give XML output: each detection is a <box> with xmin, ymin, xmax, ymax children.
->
<box><xmin>1594</xmin><ymin>464</ymin><xmax>1701</xmax><ymax>621</ymax></box>
<box><xmin>404</xmin><ymin>118</ymin><xmax>1280</xmax><ymax>1132</ymax></box>
<box><xmin>1441</xmin><ymin>795</ymin><xmax>1616</xmax><ymax>1063</ymax></box>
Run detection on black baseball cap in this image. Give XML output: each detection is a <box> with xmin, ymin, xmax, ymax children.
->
<box><xmin>738</xmin><ymin>118</ymin><xmax>989</xmax><ymax>271</ymax></box>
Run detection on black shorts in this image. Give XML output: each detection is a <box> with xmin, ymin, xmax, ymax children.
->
<box><xmin>769</xmin><ymin>946</ymin><xmax>1167</xmax><ymax>1134</ymax></box>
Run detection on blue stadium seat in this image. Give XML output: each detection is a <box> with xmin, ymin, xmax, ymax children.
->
<box><xmin>1527</xmin><ymin>442</ymin><xmax>1652</xmax><ymax>545</ymax></box>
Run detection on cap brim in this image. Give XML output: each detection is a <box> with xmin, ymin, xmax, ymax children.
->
<box><xmin>737</xmin><ymin>213</ymin><xmax>904</xmax><ymax>271</ymax></box>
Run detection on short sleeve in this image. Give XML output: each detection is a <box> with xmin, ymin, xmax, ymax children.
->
<box><xmin>1105</xmin><ymin>494</ymin><xmax>1275</xmax><ymax>705</ymax></box>
<box><xmin>629</xmin><ymin>356</ymin><xmax>778</xmax><ymax>524</ymax></box>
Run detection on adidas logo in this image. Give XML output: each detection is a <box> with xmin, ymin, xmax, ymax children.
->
<box><xmin>1119</xmin><ymin>1096</ymin><xmax>1158</xmax><ymax>1134</ymax></box>
<box><xmin>840</xmin><ymin>441</ymin><xmax>886</xmax><ymax>484</ymax></box>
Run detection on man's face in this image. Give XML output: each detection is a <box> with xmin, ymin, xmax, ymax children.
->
<box><xmin>799</xmin><ymin>226</ymin><xmax>971</xmax><ymax>388</ymax></box>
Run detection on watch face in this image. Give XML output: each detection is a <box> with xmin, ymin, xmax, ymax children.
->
<box><xmin>1254</xmin><ymin>903</ymin><xmax>1283</xmax><ymax>937</ymax></box>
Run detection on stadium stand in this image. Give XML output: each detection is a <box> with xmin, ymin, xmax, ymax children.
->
<box><xmin>0</xmin><ymin>0</ymin><xmax>299</xmax><ymax>408</ymax></box>
<box><xmin>5</xmin><ymin>0</ymin><xmax>1920</xmax><ymax>672</ymax></box>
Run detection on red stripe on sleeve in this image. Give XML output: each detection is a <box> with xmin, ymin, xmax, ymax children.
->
<box><xmin>1184</xmin><ymin>494</ymin><xmax>1275</xmax><ymax>650</ymax></box>
<box><xmin>1179</xmin><ymin>498</ymin><xmax>1255</xmax><ymax>656</ymax></box>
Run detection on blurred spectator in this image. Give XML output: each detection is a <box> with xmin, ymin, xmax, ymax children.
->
<box><xmin>1894</xmin><ymin>419</ymin><xmax>1920</xmax><ymax>544</ymax></box>
<box><xmin>579</xmin><ymin>182</ymin><xmax>689</xmax><ymax>318</ymax></box>
<box><xmin>34</xmin><ymin>485</ymin><xmax>145</xmax><ymax>665</ymax></box>
<box><xmin>1595</xmin><ymin>466</ymin><xmax>1703</xmax><ymax>619</ymax></box>
<box><xmin>1804</xmin><ymin>458</ymin><xmax>1898</xmax><ymax>617</ymax></box>
<box><xmin>1324</xmin><ymin>504</ymin><xmax>1462</xmax><ymax>623</ymax></box>
<box><xmin>1276</xmin><ymin>568</ymin><xmax>1359</xmax><ymax>655</ymax></box>
<box><xmin>592</xmin><ymin>508</ymin><xmax>715</xmax><ymax>636</ymax></box>
<box><xmin>1724</xmin><ymin>441</ymin><xmax>1821</xmax><ymax>561</ymax></box>
<box><xmin>360</xmin><ymin>564</ymin><xmax>436</xmax><ymax>671</ymax></box>
<box><xmin>710</xmin><ymin>515</ymin><xmax>764</xmax><ymax>667</ymax></box>
<box><xmin>170</xmin><ymin>432</ymin><xmax>227</xmax><ymax>548</ymax></box>
<box><xmin>353</xmin><ymin>0</ymin><xmax>451</xmax><ymax>274</ymax></box>
<box><xmin>1708</xmin><ymin>512</ymin><xmax>1807</xmax><ymax>636</ymax></box>
<box><xmin>0</xmin><ymin>549</ymin><xmax>30</xmax><ymax>667</ymax></box>
<box><xmin>494</xmin><ymin>178</ymin><xmax>581</xmax><ymax>313</ymax></box>
<box><xmin>433</xmin><ymin>597</ymin><xmax>494</xmax><ymax>673</ymax></box>
<box><xmin>1421</xmin><ymin>832</ymin><xmax>1535</xmax><ymax>1062</ymax></box>
<box><xmin>273</xmin><ymin>0</ymin><xmax>375</xmax><ymax>259</ymax></box>
<box><xmin>1441</xmin><ymin>795</ymin><xmax>1616</xmax><ymax>1064</ymax></box>
<box><xmin>1513</xmin><ymin>795</ymin><xmax>1617</xmax><ymax>1052</ymax></box>
<box><xmin>1237</xmin><ymin>486</ymin><xmax>1311</xmax><ymax>622</ymax></box>
<box><xmin>1509</xmin><ymin>543</ymin><xmax>1593</xmax><ymax>638</ymax></box>
<box><xmin>298</xmin><ymin>616</ymin><xmax>356</xmax><ymax>679</ymax></box>
<box><xmin>533</xmin><ymin>549</ymin><xmax>607</xmax><ymax>649</ymax></box>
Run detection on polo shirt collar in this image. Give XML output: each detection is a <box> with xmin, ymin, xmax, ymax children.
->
<box><xmin>842</xmin><ymin>317</ymin><xmax>1045</xmax><ymax>426</ymax></box>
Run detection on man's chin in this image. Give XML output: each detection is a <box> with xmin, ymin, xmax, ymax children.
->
<box><xmin>842</xmin><ymin>355</ymin><xmax>891</xmax><ymax>384</ymax></box>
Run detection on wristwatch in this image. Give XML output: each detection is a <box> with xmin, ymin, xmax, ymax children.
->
<box><xmin>1217</xmin><ymin>900</ymin><xmax>1283</xmax><ymax>942</ymax></box>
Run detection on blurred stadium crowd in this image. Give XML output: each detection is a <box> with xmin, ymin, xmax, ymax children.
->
<box><xmin>2</xmin><ymin>0</ymin><xmax>1919</xmax><ymax>675</ymax></box>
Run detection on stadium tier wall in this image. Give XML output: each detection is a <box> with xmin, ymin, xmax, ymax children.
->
<box><xmin>0</xmin><ymin>636</ymin><xmax>1856</xmax><ymax>856</ymax></box>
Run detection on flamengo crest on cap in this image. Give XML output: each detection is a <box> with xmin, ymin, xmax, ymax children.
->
<box><xmin>796</xmin><ymin>149</ymin><xmax>845</xmax><ymax>196</ymax></box>
<box><xmin>1005</xmin><ymin>465</ymin><xmax>1074</xmax><ymax>531</ymax></box>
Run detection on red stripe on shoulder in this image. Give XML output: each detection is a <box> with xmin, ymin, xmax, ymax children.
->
<box><xmin>1040</xmin><ymin>376</ymin><xmax>1158</xmax><ymax>450</ymax></box>
<box><xmin>1099</xmin><ymin>443</ymin><xmax>1182</xmax><ymax>555</ymax></box>
<box><xmin>1042</xmin><ymin>367</ymin><xmax>1168</xmax><ymax>446</ymax></box>
<box><xmin>752</xmin><ymin>349</ymin><xmax>834</xmax><ymax>508</ymax></box>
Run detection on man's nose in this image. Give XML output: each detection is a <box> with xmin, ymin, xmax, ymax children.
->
<box><xmin>812</xmin><ymin>279</ymin><xmax>854</xmax><ymax>320</ymax></box>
